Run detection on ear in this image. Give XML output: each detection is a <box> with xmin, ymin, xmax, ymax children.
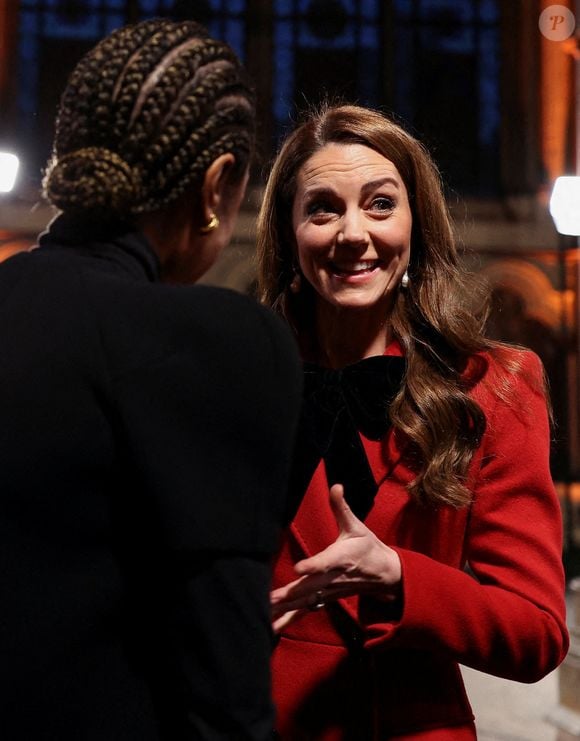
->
<box><xmin>200</xmin><ymin>152</ymin><xmax>236</xmax><ymax>224</ymax></box>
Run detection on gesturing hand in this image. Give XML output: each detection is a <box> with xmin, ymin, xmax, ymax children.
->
<box><xmin>271</xmin><ymin>484</ymin><xmax>401</xmax><ymax>633</ymax></box>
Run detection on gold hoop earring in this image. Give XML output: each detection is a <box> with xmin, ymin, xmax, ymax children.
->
<box><xmin>200</xmin><ymin>213</ymin><xmax>219</xmax><ymax>234</ymax></box>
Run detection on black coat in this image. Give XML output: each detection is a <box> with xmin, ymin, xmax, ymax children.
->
<box><xmin>0</xmin><ymin>215</ymin><xmax>302</xmax><ymax>740</ymax></box>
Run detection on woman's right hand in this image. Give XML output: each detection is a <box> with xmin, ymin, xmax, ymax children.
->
<box><xmin>271</xmin><ymin>484</ymin><xmax>402</xmax><ymax>633</ymax></box>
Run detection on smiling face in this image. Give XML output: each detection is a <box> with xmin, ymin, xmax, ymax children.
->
<box><xmin>292</xmin><ymin>143</ymin><xmax>412</xmax><ymax>318</ymax></box>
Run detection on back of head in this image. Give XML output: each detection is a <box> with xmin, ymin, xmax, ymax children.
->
<box><xmin>43</xmin><ymin>19</ymin><xmax>255</xmax><ymax>221</ymax></box>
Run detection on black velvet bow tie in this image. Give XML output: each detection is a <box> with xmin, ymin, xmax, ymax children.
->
<box><xmin>287</xmin><ymin>355</ymin><xmax>406</xmax><ymax>522</ymax></box>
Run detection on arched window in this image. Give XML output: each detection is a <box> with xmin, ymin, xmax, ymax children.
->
<box><xmin>391</xmin><ymin>0</ymin><xmax>500</xmax><ymax>193</ymax></box>
<box><xmin>12</xmin><ymin>0</ymin><xmax>500</xmax><ymax>195</ymax></box>
<box><xmin>14</xmin><ymin>0</ymin><xmax>247</xmax><ymax>177</ymax></box>
<box><xmin>16</xmin><ymin>1</ymin><xmax>125</xmax><ymax>176</ymax></box>
<box><xmin>140</xmin><ymin>0</ymin><xmax>247</xmax><ymax>58</ymax></box>
<box><xmin>272</xmin><ymin>0</ymin><xmax>384</xmax><ymax>136</ymax></box>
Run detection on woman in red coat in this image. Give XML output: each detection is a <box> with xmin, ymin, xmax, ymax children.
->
<box><xmin>256</xmin><ymin>104</ymin><xmax>569</xmax><ymax>740</ymax></box>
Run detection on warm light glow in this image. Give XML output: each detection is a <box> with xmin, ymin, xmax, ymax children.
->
<box><xmin>0</xmin><ymin>152</ymin><xmax>19</xmax><ymax>193</ymax></box>
<box><xmin>550</xmin><ymin>176</ymin><xmax>580</xmax><ymax>235</ymax></box>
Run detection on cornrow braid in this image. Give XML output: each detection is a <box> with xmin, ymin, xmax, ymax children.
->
<box><xmin>54</xmin><ymin>20</ymin><xmax>164</xmax><ymax>154</ymax></box>
<box><xmin>43</xmin><ymin>19</ymin><xmax>255</xmax><ymax>220</ymax></box>
<box><xmin>134</xmin><ymin>82</ymin><xmax>254</xmax><ymax>210</ymax></box>
<box><xmin>110</xmin><ymin>25</ymin><xmax>212</xmax><ymax>146</ymax></box>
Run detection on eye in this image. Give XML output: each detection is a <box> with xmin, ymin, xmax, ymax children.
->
<box><xmin>369</xmin><ymin>196</ymin><xmax>395</xmax><ymax>212</ymax></box>
<box><xmin>306</xmin><ymin>200</ymin><xmax>335</xmax><ymax>216</ymax></box>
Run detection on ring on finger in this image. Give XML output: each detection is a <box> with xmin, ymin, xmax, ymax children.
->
<box><xmin>308</xmin><ymin>589</ymin><xmax>326</xmax><ymax>611</ymax></box>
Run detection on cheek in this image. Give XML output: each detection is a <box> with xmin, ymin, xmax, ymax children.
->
<box><xmin>295</xmin><ymin>227</ymin><xmax>329</xmax><ymax>267</ymax></box>
<box><xmin>400</xmin><ymin>227</ymin><xmax>412</xmax><ymax>253</ymax></box>
<box><xmin>296</xmin><ymin>247</ymin><xmax>327</xmax><ymax>288</ymax></box>
<box><xmin>376</xmin><ymin>222</ymin><xmax>411</xmax><ymax>255</ymax></box>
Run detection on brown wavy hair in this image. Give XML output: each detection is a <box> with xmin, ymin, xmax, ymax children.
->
<box><xmin>256</xmin><ymin>104</ymin><xmax>528</xmax><ymax>508</ymax></box>
<box><xmin>43</xmin><ymin>18</ymin><xmax>255</xmax><ymax>220</ymax></box>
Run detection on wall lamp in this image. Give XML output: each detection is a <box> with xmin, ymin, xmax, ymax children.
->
<box><xmin>0</xmin><ymin>152</ymin><xmax>20</xmax><ymax>193</ymax></box>
<box><xmin>550</xmin><ymin>176</ymin><xmax>580</xmax><ymax>236</ymax></box>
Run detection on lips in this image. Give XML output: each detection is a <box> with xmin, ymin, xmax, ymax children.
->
<box><xmin>330</xmin><ymin>260</ymin><xmax>381</xmax><ymax>276</ymax></box>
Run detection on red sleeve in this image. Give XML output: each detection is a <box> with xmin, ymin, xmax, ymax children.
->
<box><xmin>363</xmin><ymin>351</ymin><xmax>569</xmax><ymax>682</ymax></box>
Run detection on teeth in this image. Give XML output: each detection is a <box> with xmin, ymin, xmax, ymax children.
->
<box><xmin>333</xmin><ymin>261</ymin><xmax>377</xmax><ymax>271</ymax></box>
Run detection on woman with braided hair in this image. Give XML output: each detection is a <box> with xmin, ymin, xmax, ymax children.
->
<box><xmin>0</xmin><ymin>19</ymin><xmax>301</xmax><ymax>741</ymax></box>
<box><xmin>256</xmin><ymin>104</ymin><xmax>568</xmax><ymax>739</ymax></box>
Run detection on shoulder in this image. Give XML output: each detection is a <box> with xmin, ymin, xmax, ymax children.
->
<box><xmin>160</xmin><ymin>284</ymin><xmax>299</xmax><ymax>359</ymax></box>
<box><xmin>0</xmin><ymin>247</ymin><xmax>97</xmax><ymax>322</ymax></box>
<box><xmin>472</xmin><ymin>345</ymin><xmax>545</xmax><ymax>399</ymax></box>
<box><xmin>188</xmin><ymin>286</ymin><xmax>302</xmax><ymax>381</ymax></box>
<box><xmin>93</xmin><ymin>280</ymin><xmax>302</xmax><ymax>386</ymax></box>
<box><xmin>469</xmin><ymin>346</ymin><xmax>549</xmax><ymax>435</ymax></box>
<box><xmin>185</xmin><ymin>284</ymin><xmax>287</xmax><ymax>329</ymax></box>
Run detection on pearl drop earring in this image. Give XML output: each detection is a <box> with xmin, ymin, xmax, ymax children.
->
<box><xmin>290</xmin><ymin>271</ymin><xmax>302</xmax><ymax>293</ymax></box>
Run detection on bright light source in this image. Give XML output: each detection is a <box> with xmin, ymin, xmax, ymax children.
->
<box><xmin>550</xmin><ymin>176</ymin><xmax>580</xmax><ymax>236</ymax></box>
<box><xmin>0</xmin><ymin>152</ymin><xmax>20</xmax><ymax>193</ymax></box>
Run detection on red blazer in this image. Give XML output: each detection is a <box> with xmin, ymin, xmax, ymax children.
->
<box><xmin>272</xmin><ymin>347</ymin><xmax>569</xmax><ymax>740</ymax></box>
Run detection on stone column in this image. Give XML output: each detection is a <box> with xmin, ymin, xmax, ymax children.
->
<box><xmin>539</xmin><ymin>0</ymin><xmax>574</xmax><ymax>190</ymax></box>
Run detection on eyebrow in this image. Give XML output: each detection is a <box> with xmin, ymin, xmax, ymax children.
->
<box><xmin>361</xmin><ymin>177</ymin><xmax>401</xmax><ymax>195</ymax></box>
<box><xmin>302</xmin><ymin>186</ymin><xmax>335</xmax><ymax>201</ymax></box>
<box><xmin>302</xmin><ymin>177</ymin><xmax>401</xmax><ymax>200</ymax></box>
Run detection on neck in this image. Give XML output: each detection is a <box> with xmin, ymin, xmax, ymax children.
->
<box><xmin>135</xmin><ymin>196</ymin><xmax>202</xmax><ymax>284</ymax></box>
<box><xmin>310</xmin><ymin>301</ymin><xmax>394</xmax><ymax>368</ymax></box>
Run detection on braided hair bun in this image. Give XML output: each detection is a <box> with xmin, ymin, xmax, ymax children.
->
<box><xmin>44</xmin><ymin>147</ymin><xmax>140</xmax><ymax>216</ymax></box>
<box><xmin>43</xmin><ymin>19</ymin><xmax>255</xmax><ymax>220</ymax></box>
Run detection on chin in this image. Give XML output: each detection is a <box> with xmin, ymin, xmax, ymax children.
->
<box><xmin>325</xmin><ymin>297</ymin><xmax>387</xmax><ymax>313</ymax></box>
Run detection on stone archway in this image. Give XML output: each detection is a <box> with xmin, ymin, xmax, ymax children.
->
<box><xmin>482</xmin><ymin>258</ymin><xmax>569</xmax><ymax>480</ymax></box>
<box><xmin>482</xmin><ymin>258</ymin><xmax>569</xmax><ymax>332</ymax></box>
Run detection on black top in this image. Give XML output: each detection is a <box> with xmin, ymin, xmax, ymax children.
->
<box><xmin>0</xmin><ymin>215</ymin><xmax>302</xmax><ymax>740</ymax></box>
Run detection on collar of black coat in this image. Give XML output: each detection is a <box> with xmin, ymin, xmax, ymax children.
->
<box><xmin>38</xmin><ymin>212</ymin><xmax>161</xmax><ymax>283</ymax></box>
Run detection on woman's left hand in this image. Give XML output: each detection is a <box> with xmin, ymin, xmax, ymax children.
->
<box><xmin>271</xmin><ymin>484</ymin><xmax>402</xmax><ymax>633</ymax></box>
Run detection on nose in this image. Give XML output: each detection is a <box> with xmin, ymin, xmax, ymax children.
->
<box><xmin>337</xmin><ymin>208</ymin><xmax>368</xmax><ymax>247</ymax></box>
